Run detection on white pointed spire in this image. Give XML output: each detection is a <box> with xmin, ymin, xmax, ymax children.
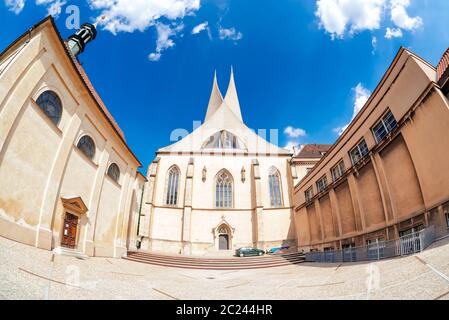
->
<box><xmin>223</xmin><ymin>66</ymin><xmax>243</xmax><ymax>122</ymax></box>
<box><xmin>204</xmin><ymin>70</ymin><xmax>224</xmax><ymax>122</ymax></box>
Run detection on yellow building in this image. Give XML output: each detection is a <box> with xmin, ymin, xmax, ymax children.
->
<box><xmin>0</xmin><ymin>17</ymin><xmax>144</xmax><ymax>258</ymax></box>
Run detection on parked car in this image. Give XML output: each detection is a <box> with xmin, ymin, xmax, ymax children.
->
<box><xmin>267</xmin><ymin>246</ymin><xmax>290</xmax><ymax>254</ymax></box>
<box><xmin>235</xmin><ymin>247</ymin><xmax>265</xmax><ymax>257</ymax></box>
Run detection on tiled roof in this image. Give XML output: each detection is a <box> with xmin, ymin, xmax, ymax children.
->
<box><xmin>437</xmin><ymin>46</ymin><xmax>449</xmax><ymax>86</ymax></box>
<box><xmin>295</xmin><ymin>144</ymin><xmax>332</xmax><ymax>159</ymax></box>
<box><xmin>68</xmin><ymin>52</ymin><xmax>125</xmax><ymax>140</ymax></box>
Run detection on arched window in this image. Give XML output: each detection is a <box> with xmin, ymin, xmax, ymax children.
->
<box><xmin>269</xmin><ymin>168</ymin><xmax>283</xmax><ymax>207</ymax></box>
<box><xmin>202</xmin><ymin>131</ymin><xmax>246</xmax><ymax>150</ymax></box>
<box><xmin>36</xmin><ymin>90</ymin><xmax>62</xmax><ymax>125</ymax></box>
<box><xmin>215</xmin><ymin>170</ymin><xmax>233</xmax><ymax>208</ymax></box>
<box><xmin>165</xmin><ymin>166</ymin><xmax>180</xmax><ymax>206</ymax></box>
<box><xmin>77</xmin><ymin>135</ymin><xmax>96</xmax><ymax>160</ymax></box>
<box><xmin>107</xmin><ymin>163</ymin><xmax>120</xmax><ymax>183</ymax></box>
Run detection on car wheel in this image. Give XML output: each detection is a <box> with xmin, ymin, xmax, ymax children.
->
<box><xmin>259</xmin><ymin>252</ymin><xmax>263</xmax><ymax>256</ymax></box>
<box><xmin>240</xmin><ymin>253</ymin><xmax>244</xmax><ymax>257</ymax></box>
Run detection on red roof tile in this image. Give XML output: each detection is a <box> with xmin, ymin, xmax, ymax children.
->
<box><xmin>295</xmin><ymin>144</ymin><xmax>332</xmax><ymax>159</ymax></box>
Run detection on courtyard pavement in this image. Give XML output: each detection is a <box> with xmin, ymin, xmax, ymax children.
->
<box><xmin>0</xmin><ymin>236</ymin><xmax>448</xmax><ymax>300</ymax></box>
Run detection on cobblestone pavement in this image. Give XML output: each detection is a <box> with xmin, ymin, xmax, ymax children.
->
<box><xmin>1</xmin><ymin>236</ymin><xmax>448</xmax><ymax>300</ymax></box>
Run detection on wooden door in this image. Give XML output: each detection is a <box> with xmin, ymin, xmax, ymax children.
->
<box><xmin>219</xmin><ymin>234</ymin><xmax>229</xmax><ymax>250</ymax></box>
<box><xmin>61</xmin><ymin>213</ymin><xmax>78</xmax><ymax>249</ymax></box>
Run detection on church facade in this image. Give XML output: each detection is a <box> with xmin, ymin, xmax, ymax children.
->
<box><xmin>138</xmin><ymin>71</ymin><xmax>298</xmax><ymax>255</ymax></box>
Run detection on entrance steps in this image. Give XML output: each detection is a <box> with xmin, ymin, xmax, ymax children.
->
<box><xmin>123</xmin><ymin>251</ymin><xmax>305</xmax><ymax>270</ymax></box>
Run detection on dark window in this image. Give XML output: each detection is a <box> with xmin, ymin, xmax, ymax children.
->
<box><xmin>166</xmin><ymin>167</ymin><xmax>180</xmax><ymax>206</ymax></box>
<box><xmin>203</xmin><ymin>131</ymin><xmax>245</xmax><ymax>150</ymax></box>
<box><xmin>350</xmin><ymin>139</ymin><xmax>369</xmax><ymax>165</ymax></box>
<box><xmin>305</xmin><ymin>187</ymin><xmax>314</xmax><ymax>203</ymax></box>
<box><xmin>269</xmin><ymin>169</ymin><xmax>283</xmax><ymax>207</ymax></box>
<box><xmin>36</xmin><ymin>90</ymin><xmax>62</xmax><ymax>126</ymax></box>
<box><xmin>372</xmin><ymin>110</ymin><xmax>398</xmax><ymax>143</ymax></box>
<box><xmin>77</xmin><ymin>136</ymin><xmax>96</xmax><ymax>160</ymax></box>
<box><xmin>316</xmin><ymin>175</ymin><xmax>328</xmax><ymax>193</ymax></box>
<box><xmin>445</xmin><ymin>213</ymin><xmax>449</xmax><ymax>228</ymax></box>
<box><xmin>107</xmin><ymin>163</ymin><xmax>120</xmax><ymax>183</ymax></box>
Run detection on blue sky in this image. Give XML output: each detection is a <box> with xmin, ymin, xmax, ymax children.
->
<box><xmin>1</xmin><ymin>0</ymin><xmax>449</xmax><ymax>170</ymax></box>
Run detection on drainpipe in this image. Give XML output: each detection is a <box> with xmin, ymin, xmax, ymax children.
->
<box><xmin>135</xmin><ymin>182</ymin><xmax>145</xmax><ymax>248</ymax></box>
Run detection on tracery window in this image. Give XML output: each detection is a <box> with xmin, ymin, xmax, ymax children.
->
<box><xmin>77</xmin><ymin>135</ymin><xmax>96</xmax><ymax>160</ymax></box>
<box><xmin>36</xmin><ymin>90</ymin><xmax>62</xmax><ymax>126</ymax></box>
<box><xmin>269</xmin><ymin>168</ymin><xmax>283</xmax><ymax>207</ymax></box>
<box><xmin>215</xmin><ymin>170</ymin><xmax>233</xmax><ymax>208</ymax></box>
<box><xmin>107</xmin><ymin>163</ymin><xmax>120</xmax><ymax>183</ymax></box>
<box><xmin>165</xmin><ymin>166</ymin><xmax>180</xmax><ymax>206</ymax></box>
<box><xmin>202</xmin><ymin>131</ymin><xmax>246</xmax><ymax>150</ymax></box>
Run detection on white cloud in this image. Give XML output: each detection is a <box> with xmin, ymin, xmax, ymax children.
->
<box><xmin>334</xmin><ymin>83</ymin><xmax>371</xmax><ymax>135</ymax></box>
<box><xmin>35</xmin><ymin>0</ymin><xmax>66</xmax><ymax>17</ymax></box>
<box><xmin>5</xmin><ymin>0</ymin><xmax>25</xmax><ymax>14</ymax></box>
<box><xmin>218</xmin><ymin>26</ymin><xmax>243</xmax><ymax>41</ymax></box>
<box><xmin>284</xmin><ymin>141</ymin><xmax>303</xmax><ymax>154</ymax></box>
<box><xmin>284</xmin><ymin>126</ymin><xmax>307</xmax><ymax>139</ymax></box>
<box><xmin>390</xmin><ymin>0</ymin><xmax>422</xmax><ymax>31</ymax></box>
<box><xmin>148</xmin><ymin>23</ymin><xmax>184</xmax><ymax>62</ymax></box>
<box><xmin>385</xmin><ymin>27</ymin><xmax>403</xmax><ymax>39</ymax></box>
<box><xmin>315</xmin><ymin>0</ymin><xmax>422</xmax><ymax>40</ymax></box>
<box><xmin>88</xmin><ymin>0</ymin><xmax>200</xmax><ymax>34</ymax></box>
<box><xmin>353</xmin><ymin>83</ymin><xmax>371</xmax><ymax>116</ymax></box>
<box><xmin>283</xmin><ymin>127</ymin><xmax>307</xmax><ymax>153</ymax></box>
<box><xmin>315</xmin><ymin>0</ymin><xmax>386</xmax><ymax>38</ymax></box>
<box><xmin>192</xmin><ymin>21</ymin><xmax>208</xmax><ymax>34</ymax></box>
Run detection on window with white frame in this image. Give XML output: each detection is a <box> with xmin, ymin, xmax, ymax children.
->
<box><xmin>305</xmin><ymin>187</ymin><xmax>314</xmax><ymax>203</ymax></box>
<box><xmin>350</xmin><ymin>139</ymin><xmax>369</xmax><ymax>165</ymax></box>
<box><xmin>372</xmin><ymin>110</ymin><xmax>398</xmax><ymax>143</ymax></box>
<box><xmin>165</xmin><ymin>166</ymin><xmax>180</xmax><ymax>206</ymax></box>
<box><xmin>316</xmin><ymin>175</ymin><xmax>328</xmax><ymax>193</ymax></box>
<box><xmin>331</xmin><ymin>160</ymin><xmax>345</xmax><ymax>182</ymax></box>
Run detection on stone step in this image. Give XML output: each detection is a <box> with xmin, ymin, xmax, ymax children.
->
<box><xmin>125</xmin><ymin>254</ymin><xmax>305</xmax><ymax>266</ymax></box>
<box><xmin>123</xmin><ymin>251</ymin><xmax>305</xmax><ymax>270</ymax></box>
<box><xmin>128</xmin><ymin>251</ymin><xmax>304</xmax><ymax>262</ymax></box>
<box><xmin>127</xmin><ymin>253</ymin><xmax>304</xmax><ymax>265</ymax></box>
<box><xmin>123</xmin><ymin>256</ymin><xmax>305</xmax><ymax>270</ymax></box>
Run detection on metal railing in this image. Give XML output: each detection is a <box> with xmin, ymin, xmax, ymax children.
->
<box><xmin>305</xmin><ymin>226</ymin><xmax>436</xmax><ymax>263</ymax></box>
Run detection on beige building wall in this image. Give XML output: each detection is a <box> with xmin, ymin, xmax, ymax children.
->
<box><xmin>0</xmin><ymin>17</ymin><xmax>143</xmax><ymax>258</ymax></box>
<box><xmin>141</xmin><ymin>153</ymin><xmax>296</xmax><ymax>255</ymax></box>
<box><xmin>293</xmin><ymin>47</ymin><xmax>449</xmax><ymax>251</ymax></box>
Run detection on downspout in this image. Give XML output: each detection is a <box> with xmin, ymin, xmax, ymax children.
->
<box><xmin>136</xmin><ymin>181</ymin><xmax>146</xmax><ymax>248</ymax></box>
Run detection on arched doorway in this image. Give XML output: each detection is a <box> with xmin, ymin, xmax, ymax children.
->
<box><xmin>213</xmin><ymin>220</ymin><xmax>234</xmax><ymax>251</ymax></box>
<box><xmin>218</xmin><ymin>226</ymin><xmax>230</xmax><ymax>250</ymax></box>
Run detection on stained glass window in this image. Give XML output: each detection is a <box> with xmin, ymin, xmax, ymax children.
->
<box><xmin>165</xmin><ymin>167</ymin><xmax>180</xmax><ymax>206</ymax></box>
<box><xmin>36</xmin><ymin>90</ymin><xmax>62</xmax><ymax>126</ymax></box>
<box><xmin>107</xmin><ymin>163</ymin><xmax>120</xmax><ymax>183</ymax></box>
<box><xmin>215</xmin><ymin>171</ymin><xmax>233</xmax><ymax>208</ymax></box>
<box><xmin>77</xmin><ymin>135</ymin><xmax>96</xmax><ymax>160</ymax></box>
<box><xmin>202</xmin><ymin>131</ymin><xmax>246</xmax><ymax>150</ymax></box>
<box><xmin>269</xmin><ymin>169</ymin><xmax>283</xmax><ymax>207</ymax></box>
